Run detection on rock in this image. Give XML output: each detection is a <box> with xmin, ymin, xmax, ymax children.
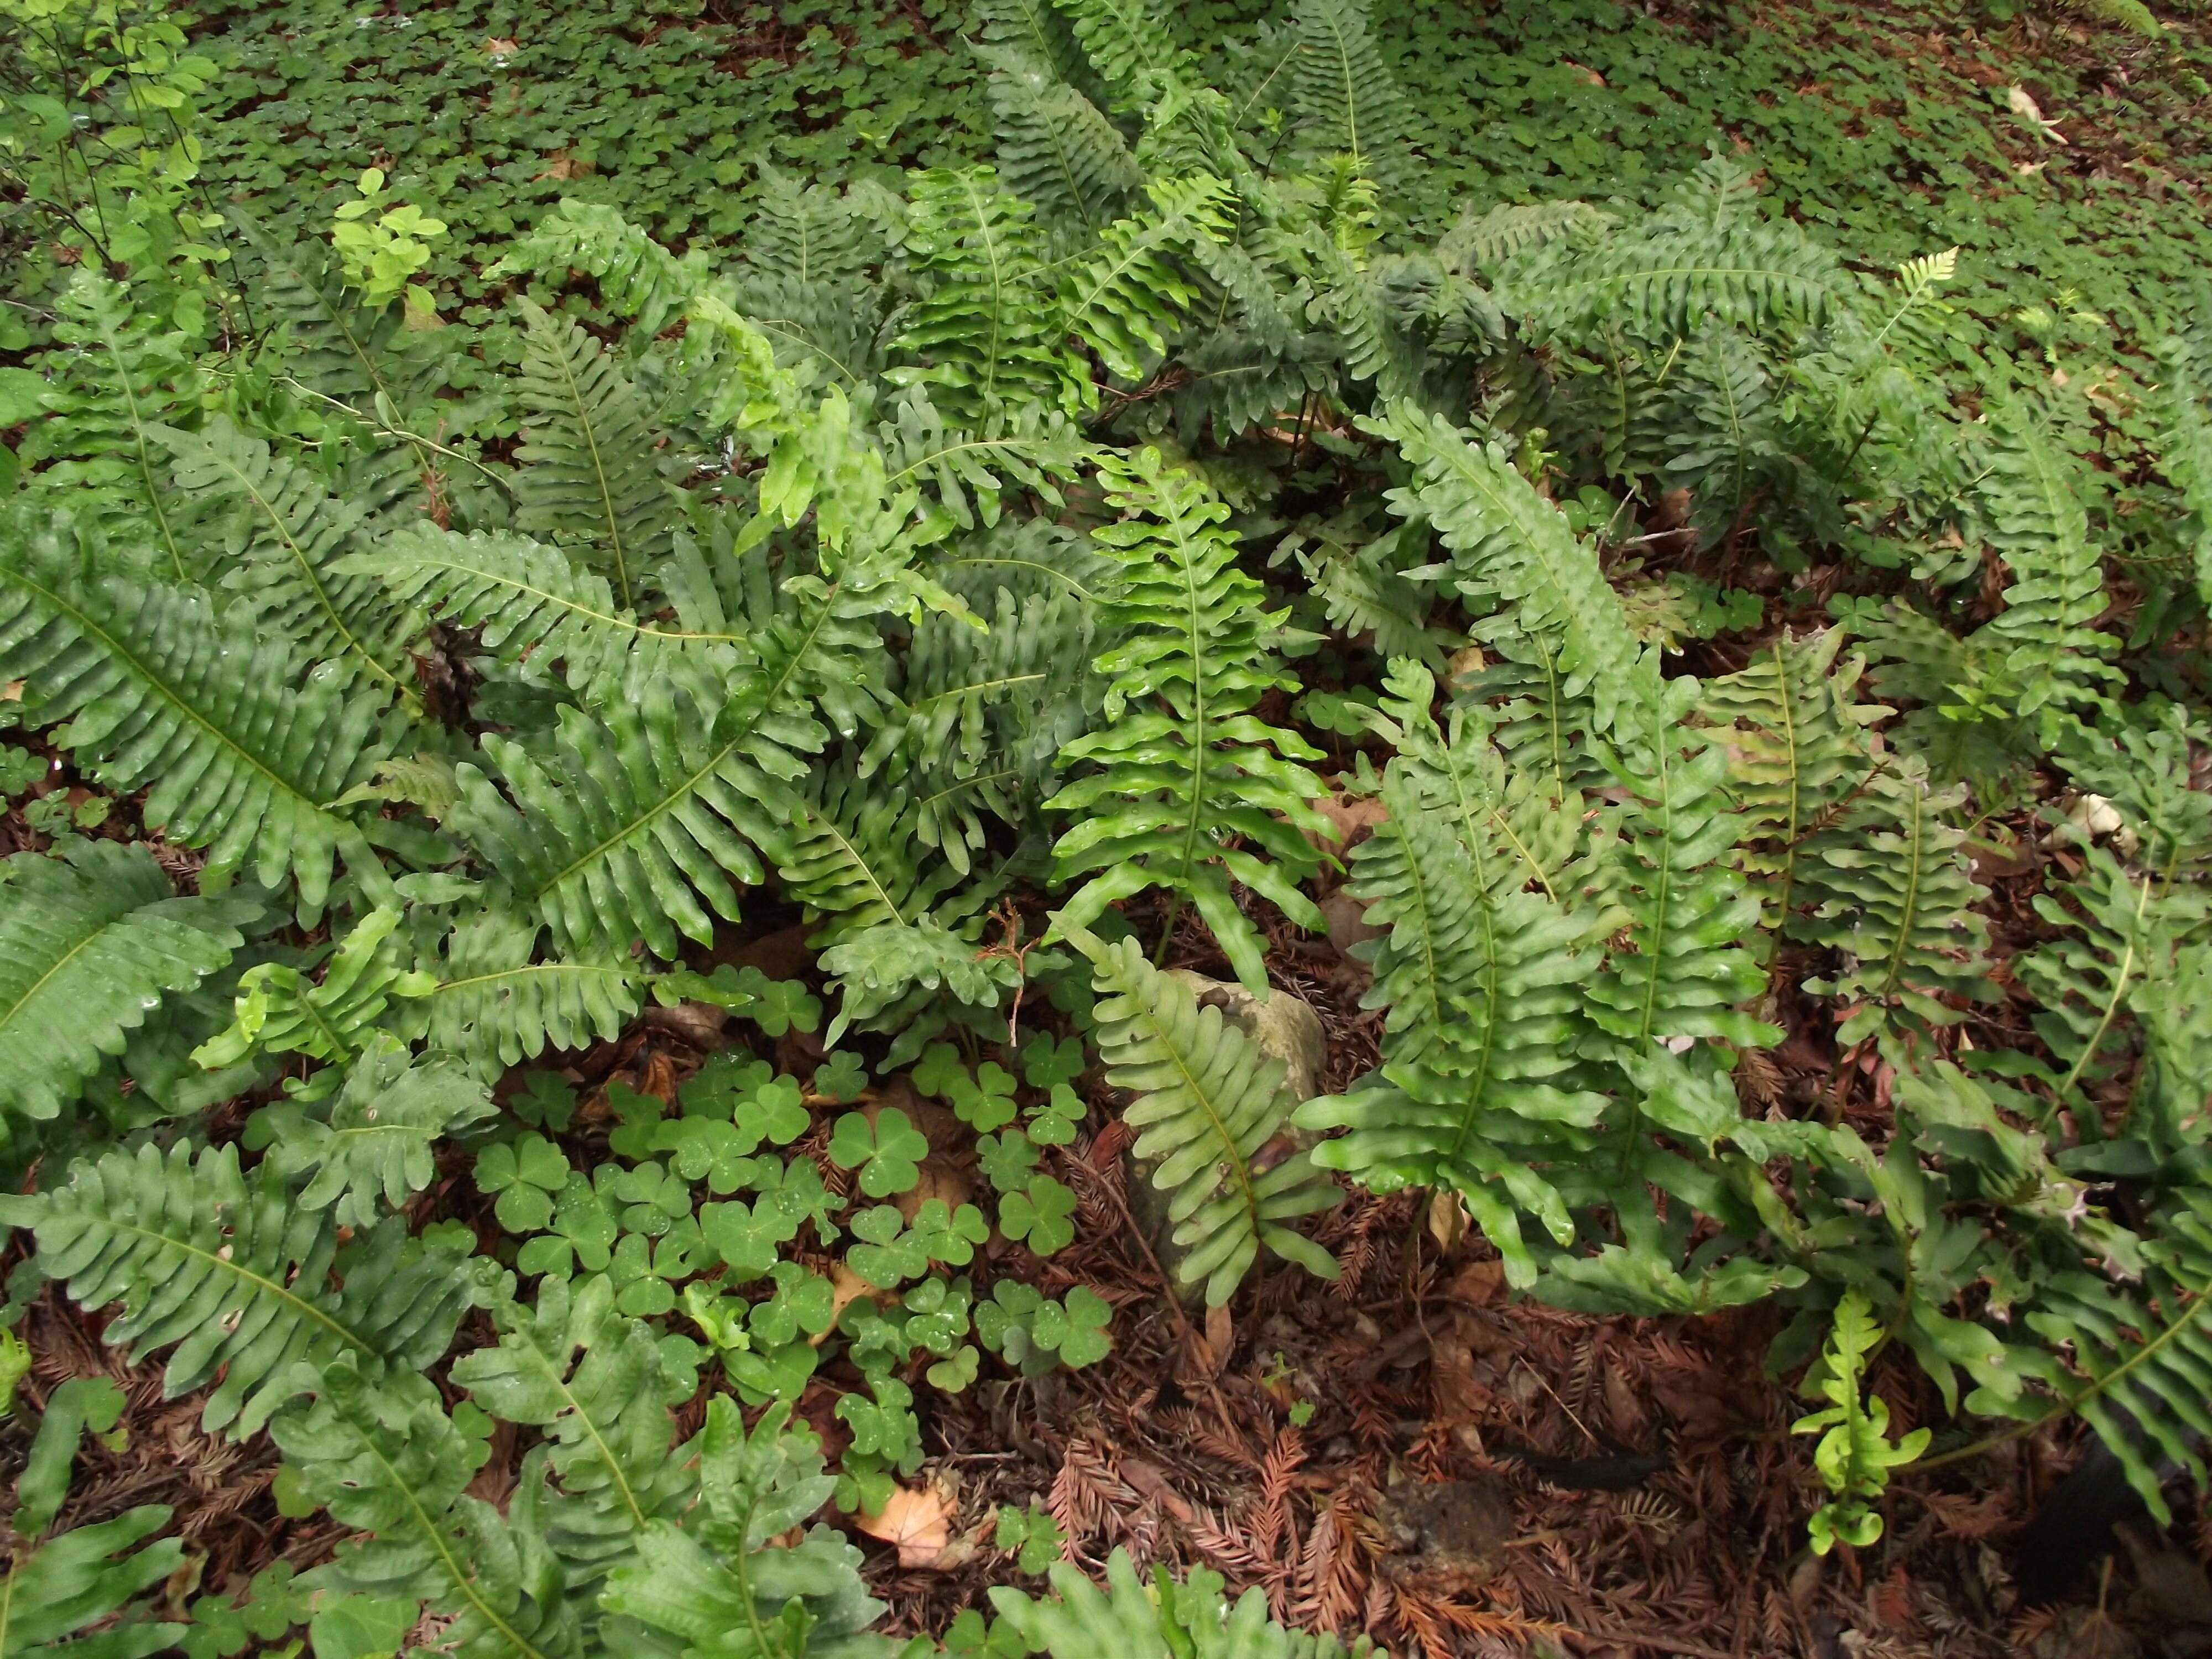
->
<box><xmin>1374</xmin><ymin>1476</ymin><xmax>1516</xmax><ymax>1593</ymax></box>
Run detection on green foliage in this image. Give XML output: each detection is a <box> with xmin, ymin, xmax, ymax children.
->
<box><xmin>1792</xmin><ymin>1290</ymin><xmax>1931</xmax><ymax>1555</ymax></box>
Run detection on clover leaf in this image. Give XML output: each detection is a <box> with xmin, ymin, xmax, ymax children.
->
<box><xmin>510</xmin><ymin>1071</ymin><xmax>577</xmax><ymax>1131</ymax></box>
<box><xmin>827</xmin><ymin>1108</ymin><xmax>927</xmax><ymax>1197</ymax></box>
<box><xmin>750</xmin><ymin>1261</ymin><xmax>837</xmax><ymax>1345</ymax></box>
<box><xmin>658</xmin><ymin>1118</ymin><xmax>766</xmax><ymax>1194</ymax></box>
<box><xmin>1019</xmin><ymin>1032</ymin><xmax>1086</xmax><ymax>1091</ymax></box>
<box><xmin>735</xmin><ymin>1077</ymin><xmax>809</xmax><ymax>1151</ymax></box>
<box><xmin>846</xmin><ymin>1204</ymin><xmax>928</xmax><ymax>1288</ymax></box>
<box><xmin>814</xmin><ymin>1051</ymin><xmax>868</xmax><ymax>1102</ymax></box>
<box><xmin>999</xmin><ymin>1175</ymin><xmax>1077</xmax><ymax>1256</ymax></box>
<box><xmin>475</xmin><ymin>1133</ymin><xmax>568</xmax><ymax>1232</ymax></box>
<box><xmin>911</xmin><ymin>1042</ymin><xmax>968</xmax><ymax>1099</ymax></box>
<box><xmin>1027</xmin><ymin>1083</ymin><xmax>1084</xmax><ymax>1147</ymax></box>
<box><xmin>976</xmin><ymin>1130</ymin><xmax>1039</xmax><ymax>1194</ymax></box>
<box><xmin>608</xmin><ymin>1160</ymin><xmax>693</xmax><ymax>1235</ymax></box>
<box><xmin>700</xmin><ymin>1195</ymin><xmax>801</xmax><ymax>1279</ymax></box>
<box><xmin>908</xmin><ymin>1198</ymin><xmax>989</xmax><ymax>1266</ymax></box>
<box><xmin>948</xmin><ymin>1061</ymin><xmax>1019</xmax><ymax>1132</ymax></box>
<box><xmin>605</xmin><ymin>1081</ymin><xmax>667</xmax><ymax>1160</ymax></box>
<box><xmin>927</xmin><ymin>1346</ymin><xmax>980</xmax><ymax>1392</ymax></box>
<box><xmin>995</xmin><ymin>1504</ymin><xmax>1065</xmax><ymax>1574</ymax></box>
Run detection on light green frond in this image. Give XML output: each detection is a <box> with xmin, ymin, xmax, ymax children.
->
<box><xmin>487</xmin><ymin>201</ymin><xmax>716</xmax><ymax>335</ymax></box>
<box><xmin>1058</xmin><ymin>174</ymin><xmax>1234</xmax><ymax>385</ymax></box>
<box><xmin>1495</xmin><ymin>212</ymin><xmax>1845</xmax><ymax>337</ymax></box>
<box><xmin>1437</xmin><ymin>200</ymin><xmax>1614</xmax><ymax>274</ymax></box>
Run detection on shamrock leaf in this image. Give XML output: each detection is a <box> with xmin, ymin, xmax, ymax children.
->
<box><xmin>976</xmin><ymin>1130</ymin><xmax>1039</xmax><ymax>1194</ymax></box>
<box><xmin>608</xmin><ymin>1160</ymin><xmax>693</xmax><ymax>1235</ymax></box>
<box><xmin>846</xmin><ymin>1204</ymin><xmax>928</xmax><ymax>1288</ymax></box>
<box><xmin>1027</xmin><ymin>1084</ymin><xmax>1084</xmax><ymax>1148</ymax></box>
<box><xmin>815</xmin><ymin>1050</ymin><xmax>868</xmax><ymax>1102</ymax></box>
<box><xmin>605</xmin><ymin>1081</ymin><xmax>667</xmax><ymax>1160</ymax></box>
<box><xmin>911</xmin><ymin>1042</ymin><xmax>968</xmax><ymax>1099</ymax></box>
<box><xmin>475</xmin><ymin>1134</ymin><xmax>568</xmax><ymax>1232</ymax></box>
<box><xmin>607</xmin><ymin>1235</ymin><xmax>677</xmax><ymax>1316</ymax></box>
<box><xmin>994</xmin><ymin>1504</ymin><xmax>1065</xmax><ymax>1574</ymax></box>
<box><xmin>906</xmin><ymin>1198</ymin><xmax>990</xmax><ymax>1267</ymax></box>
<box><xmin>827</xmin><ymin>1108</ymin><xmax>927</xmax><ymax>1198</ymax></box>
<box><xmin>927</xmin><ymin>1346</ymin><xmax>980</xmax><ymax>1391</ymax></box>
<box><xmin>837</xmin><ymin>1375</ymin><xmax>921</xmax><ymax>1468</ymax></box>
<box><xmin>899</xmin><ymin>1275</ymin><xmax>972</xmax><ymax>1356</ymax></box>
<box><xmin>753</xmin><ymin>1155</ymin><xmax>841</xmax><ymax>1242</ymax></box>
<box><xmin>700</xmin><ymin>1195</ymin><xmax>801</xmax><ymax>1279</ymax></box>
<box><xmin>658</xmin><ymin>1118</ymin><xmax>765</xmax><ymax>1194</ymax></box>
<box><xmin>510</xmin><ymin>1071</ymin><xmax>577</xmax><ymax>1131</ymax></box>
<box><xmin>735</xmin><ymin>1077</ymin><xmax>810</xmax><ymax>1150</ymax></box>
<box><xmin>549</xmin><ymin>1168</ymin><xmax>619</xmax><ymax>1272</ymax></box>
<box><xmin>679</xmin><ymin>1052</ymin><xmax>773</xmax><ymax>1115</ymax></box>
<box><xmin>1019</xmin><ymin>1032</ymin><xmax>1085</xmax><ymax>1091</ymax></box>
<box><xmin>999</xmin><ymin>1175</ymin><xmax>1077</xmax><ymax>1256</ymax></box>
<box><xmin>726</xmin><ymin>1339</ymin><xmax>819</xmax><ymax>1405</ymax></box>
<box><xmin>750</xmin><ymin>1261</ymin><xmax>837</xmax><ymax>1345</ymax></box>
<box><xmin>750</xmin><ymin>974</ymin><xmax>823</xmax><ymax>1037</ymax></box>
<box><xmin>1047</xmin><ymin>1286</ymin><xmax>1113</xmax><ymax>1368</ymax></box>
<box><xmin>947</xmin><ymin>1061</ymin><xmax>1019</xmax><ymax>1133</ymax></box>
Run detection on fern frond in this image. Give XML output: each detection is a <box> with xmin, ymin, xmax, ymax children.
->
<box><xmin>877</xmin><ymin>389</ymin><xmax>1092</xmax><ymax>541</ymax></box>
<box><xmin>1662</xmin><ymin>327</ymin><xmax>1785</xmax><ymax>547</ymax></box>
<box><xmin>2016</xmin><ymin>846</ymin><xmax>2177</xmax><ymax>1112</ymax></box>
<box><xmin>259</xmin><ymin>1035</ymin><xmax>496</xmax><ymax>1230</ymax></box>
<box><xmin>1495</xmin><ymin>212</ymin><xmax>1844</xmax><ymax>338</ymax></box>
<box><xmin>513</xmin><ymin>300</ymin><xmax>679</xmax><ymax>609</ymax></box>
<box><xmin>1373</xmin><ymin>403</ymin><xmax>1644</xmax><ymax>735</ymax></box>
<box><xmin>1460</xmin><ymin>629</ymin><xmax>1616</xmax><ymax>802</ymax></box>
<box><xmin>2055</xmin><ymin>702</ymin><xmax>2212</xmax><ymax>893</ymax></box>
<box><xmin>1058</xmin><ymin>174</ymin><xmax>1234</xmax><ymax>384</ymax></box>
<box><xmin>338</xmin><ymin>523</ymin><xmax>745</xmax><ymax>696</ymax></box>
<box><xmin>156</xmin><ymin>418</ymin><xmax>421</xmax><ymax>695</ymax></box>
<box><xmin>0</xmin><ymin>509</ymin><xmax>394</xmax><ymax>907</ymax></box>
<box><xmin>1282</xmin><ymin>520</ymin><xmax>1453</xmax><ymax>669</ymax></box>
<box><xmin>1437</xmin><ymin>200</ymin><xmax>1614</xmax><ymax>274</ymax></box>
<box><xmin>1</xmin><ymin>1431</ymin><xmax>181</xmax><ymax>1659</ymax></box>
<box><xmin>194</xmin><ymin>906</ymin><xmax>434</xmax><ymax>1077</ymax></box>
<box><xmin>1796</xmin><ymin>760</ymin><xmax>1994</xmax><ymax>1041</ymax></box>
<box><xmin>1071</xmin><ymin>928</ymin><xmax>1342</xmax><ymax>1305</ymax></box>
<box><xmin>487</xmin><ymin>201</ymin><xmax>714</xmax><ymax>335</ymax></box>
<box><xmin>275</xmin><ymin>1359</ymin><xmax>584</xmax><ymax>1659</ymax></box>
<box><xmin>1699</xmin><ymin>628</ymin><xmax>1884</xmax><ymax>928</ymax></box>
<box><xmin>417</xmin><ymin>909</ymin><xmax>646</xmax><ymax>1076</ymax></box>
<box><xmin>1282</xmin><ymin>0</ymin><xmax>1418</xmax><ymax>179</ymax></box>
<box><xmin>890</xmin><ymin>168</ymin><xmax>1087</xmax><ymax>422</ymax></box>
<box><xmin>18</xmin><ymin>272</ymin><xmax>201</xmax><ymax>581</ymax></box>
<box><xmin>0</xmin><ymin>842</ymin><xmax>252</xmax><ymax>1130</ymax></box>
<box><xmin>978</xmin><ymin>45</ymin><xmax>1141</xmax><ymax>241</ymax></box>
<box><xmin>1045</xmin><ymin>448</ymin><xmax>1331</xmax><ymax>991</ymax></box>
<box><xmin>1585</xmin><ymin>660</ymin><xmax>1776</xmax><ymax>1055</ymax></box>
<box><xmin>739</xmin><ymin>164</ymin><xmax>895</xmax><ymax>288</ymax></box>
<box><xmin>2157</xmin><ymin>326</ymin><xmax>2212</xmax><ymax>605</ymax></box>
<box><xmin>3</xmin><ymin>1142</ymin><xmax>495</xmax><ymax>1437</ymax></box>
<box><xmin>1047</xmin><ymin>0</ymin><xmax>1181</xmax><ymax>103</ymax></box>
<box><xmin>987</xmin><ymin>1547</ymin><xmax>1374</xmax><ymax>1659</ymax></box>
<box><xmin>451</xmin><ymin>1275</ymin><xmax>695</xmax><ymax>1604</ymax></box>
<box><xmin>233</xmin><ymin>214</ymin><xmax>444</xmax><ymax>413</ymax></box>
<box><xmin>975</xmin><ymin>0</ymin><xmax>1094</xmax><ymax>86</ymax></box>
<box><xmin>2045</xmin><ymin>0</ymin><xmax>2164</xmax><ymax>38</ymax></box>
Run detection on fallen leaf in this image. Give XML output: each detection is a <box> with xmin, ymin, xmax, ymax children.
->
<box><xmin>857</xmin><ymin>1483</ymin><xmax>953</xmax><ymax>1569</ymax></box>
<box><xmin>485</xmin><ymin>35</ymin><xmax>519</xmax><ymax>58</ymax></box>
<box><xmin>533</xmin><ymin>150</ymin><xmax>593</xmax><ymax>181</ymax></box>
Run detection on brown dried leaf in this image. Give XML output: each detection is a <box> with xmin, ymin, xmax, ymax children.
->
<box><xmin>857</xmin><ymin>1483</ymin><xmax>953</xmax><ymax>1569</ymax></box>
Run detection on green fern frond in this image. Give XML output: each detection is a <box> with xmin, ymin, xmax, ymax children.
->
<box><xmin>417</xmin><ymin>910</ymin><xmax>646</xmax><ymax>1076</ymax></box>
<box><xmin>451</xmin><ymin>1275</ymin><xmax>695</xmax><ymax>1604</ymax></box>
<box><xmin>1495</xmin><ymin>212</ymin><xmax>1845</xmax><ymax>337</ymax></box>
<box><xmin>233</xmin><ymin>214</ymin><xmax>444</xmax><ymax>414</ymax></box>
<box><xmin>2</xmin><ymin>1142</ymin><xmax>495</xmax><ymax>1437</ymax></box>
<box><xmin>487</xmin><ymin>201</ymin><xmax>715</xmax><ymax>335</ymax></box>
<box><xmin>1437</xmin><ymin>200</ymin><xmax>1614</xmax><ymax>274</ymax></box>
<box><xmin>156</xmin><ymin>418</ymin><xmax>421</xmax><ymax>695</ymax></box>
<box><xmin>1699</xmin><ymin>628</ymin><xmax>1884</xmax><ymax>928</ymax></box>
<box><xmin>2044</xmin><ymin>0</ymin><xmax>2164</xmax><ymax>38</ymax></box>
<box><xmin>0</xmin><ymin>509</ymin><xmax>394</xmax><ymax>908</ymax></box>
<box><xmin>600</xmin><ymin>1397</ymin><xmax>888</xmax><ymax>1658</ymax></box>
<box><xmin>513</xmin><ymin>300</ymin><xmax>680</xmax><ymax>609</ymax></box>
<box><xmin>1048</xmin><ymin>0</ymin><xmax>1182</xmax><ymax>103</ymax></box>
<box><xmin>987</xmin><ymin>1547</ymin><xmax>1376</xmax><ymax>1659</ymax></box>
<box><xmin>1373</xmin><ymin>403</ymin><xmax>1644</xmax><ymax>735</ymax></box>
<box><xmin>2055</xmin><ymin>703</ymin><xmax>2212</xmax><ymax>893</ymax></box>
<box><xmin>1459</xmin><ymin>630</ymin><xmax>1616</xmax><ymax>803</ymax></box>
<box><xmin>339</xmin><ymin>523</ymin><xmax>745</xmax><ymax>696</ymax></box>
<box><xmin>2157</xmin><ymin>326</ymin><xmax>2212</xmax><ymax>605</ymax></box>
<box><xmin>818</xmin><ymin>917</ymin><xmax>1024</xmax><ymax>1045</ymax></box>
<box><xmin>891</xmin><ymin>168</ymin><xmax>1088</xmax><ymax>422</ymax></box>
<box><xmin>1585</xmin><ymin>660</ymin><xmax>1776</xmax><ymax>1055</ymax></box>
<box><xmin>258</xmin><ymin>1035</ymin><xmax>497</xmax><ymax>1230</ymax></box>
<box><xmin>1045</xmin><ymin>448</ymin><xmax>1331</xmax><ymax>991</ymax></box>
<box><xmin>1796</xmin><ymin>760</ymin><xmax>1994</xmax><ymax>1042</ymax></box>
<box><xmin>1059</xmin><ymin>174</ymin><xmax>1234</xmax><ymax>384</ymax></box>
<box><xmin>974</xmin><ymin>0</ymin><xmax>1094</xmax><ymax>86</ymax></box>
<box><xmin>1282</xmin><ymin>0</ymin><xmax>1418</xmax><ymax>179</ymax></box>
<box><xmin>275</xmin><ymin>1358</ymin><xmax>583</xmax><ymax>1659</ymax></box>
<box><xmin>978</xmin><ymin>45</ymin><xmax>1141</xmax><ymax>241</ymax></box>
<box><xmin>739</xmin><ymin>164</ymin><xmax>896</xmax><ymax>289</ymax></box>
<box><xmin>194</xmin><ymin>906</ymin><xmax>434</xmax><ymax>1078</ymax></box>
<box><xmin>2015</xmin><ymin>846</ymin><xmax>2178</xmax><ymax>1113</ymax></box>
<box><xmin>782</xmin><ymin>766</ymin><xmax>967</xmax><ymax>938</ymax></box>
<box><xmin>0</xmin><ymin>842</ymin><xmax>253</xmax><ymax>1130</ymax></box>
<box><xmin>1071</xmin><ymin>928</ymin><xmax>1342</xmax><ymax>1305</ymax></box>
<box><xmin>17</xmin><ymin>272</ymin><xmax>201</xmax><ymax>581</ymax></box>
<box><xmin>877</xmin><ymin>389</ymin><xmax>1092</xmax><ymax>541</ymax></box>
<box><xmin>1662</xmin><ymin>327</ymin><xmax>1784</xmax><ymax>547</ymax></box>
<box><xmin>1281</xmin><ymin>520</ymin><xmax>1453</xmax><ymax>670</ymax></box>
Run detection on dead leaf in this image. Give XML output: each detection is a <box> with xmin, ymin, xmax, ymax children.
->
<box><xmin>857</xmin><ymin>1483</ymin><xmax>953</xmax><ymax>1569</ymax></box>
<box><xmin>1305</xmin><ymin>791</ymin><xmax>1388</xmax><ymax>857</ymax></box>
<box><xmin>1427</xmin><ymin>1190</ymin><xmax>1467</xmax><ymax>1255</ymax></box>
<box><xmin>815</xmin><ymin>1263</ymin><xmax>879</xmax><ymax>1346</ymax></box>
<box><xmin>533</xmin><ymin>150</ymin><xmax>594</xmax><ymax>181</ymax></box>
<box><xmin>485</xmin><ymin>35</ymin><xmax>519</xmax><ymax>58</ymax></box>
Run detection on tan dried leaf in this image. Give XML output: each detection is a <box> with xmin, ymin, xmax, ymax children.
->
<box><xmin>857</xmin><ymin>1483</ymin><xmax>953</xmax><ymax>1569</ymax></box>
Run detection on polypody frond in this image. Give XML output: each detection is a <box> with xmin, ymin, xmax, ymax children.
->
<box><xmin>978</xmin><ymin>45</ymin><xmax>1141</xmax><ymax>242</ymax></box>
<box><xmin>1282</xmin><ymin>0</ymin><xmax>1418</xmax><ymax>180</ymax></box>
<box><xmin>416</xmin><ymin>909</ymin><xmax>647</xmax><ymax>1077</ymax></box>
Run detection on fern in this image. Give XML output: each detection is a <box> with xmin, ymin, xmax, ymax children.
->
<box><xmin>258</xmin><ymin>1035</ymin><xmax>496</xmax><ymax>1230</ymax></box>
<box><xmin>275</xmin><ymin>1358</ymin><xmax>583</xmax><ymax>1659</ymax></box>
<box><xmin>875</xmin><ymin>390</ymin><xmax>1092</xmax><ymax>541</ymax></box>
<box><xmin>2045</xmin><ymin>0</ymin><xmax>2165</xmax><ymax>37</ymax></box>
<box><xmin>1071</xmin><ymin>928</ymin><xmax>1341</xmax><ymax>1305</ymax></box>
<box><xmin>233</xmin><ymin>214</ymin><xmax>444</xmax><ymax>414</ymax></box>
<box><xmin>1437</xmin><ymin>200</ymin><xmax>1614</xmax><ymax>273</ymax></box>
<box><xmin>2158</xmin><ymin>325</ymin><xmax>2212</xmax><ymax>604</ymax></box>
<box><xmin>195</xmin><ymin>906</ymin><xmax>435</xmax><ymax>1078</ymax></box>
<box><xmin>0</xmin><ymin>508</ymin><xmax>395</xmax><ymax>908</ymax></box>
<box><xmin>450</xmin><ymin>1275</ymin><xmax>696</xmax><ymax>1605</ymax></box>
<box><xmin>978</xmin><ymin>45</ymin><xmax>1140</xmax><ymax>241</ymax></box>
<box><xmin>1795</xmin><ymin>760</ymin><xmax>1994</xmax><ymax>1042</ymax></box>
<box><xmin>1058</xmin><ymin>175</ymin><xmax>1234</xmax><ymax>385</ymax></box>
<box><xmin>0</xmin><ymin>841</ymin><xmax>253</xmax><ymax>1130</ymax></box>
<box><xmin>1048</xmin><ymin>0</ymin><xmax>1182</xmax><ymax>104</ymax></box>
<box><xmin>1699</xmin><ymin>628</ymin><xmax>1884</xmax><ymax>929</ymax></box>
<box><xmin>1045</xmin><ymin>448</ymin><xmax>1332</xmax><ymax>992</ymax></box>
<box><xmin>513</xmin><ymin>300</ymin><xmax>679</xmax><ymax>609</ymax></box>
<box><xmin>987</xmin><ymin>1548</ymin><xmax>1375</xmax><ymax>1659</ymax></box>
<box><xmin>416</xmin><ymin>909</ymin><xmax>646</xmax><ymax>1076</ymax></box>
<box><xmin>1373</xmin><ymin>403</ymin><xmax>1644</xmax><ymax>735</ymax></box>
<box><xmin>156</xmin><ymin>417</ymin><xmax>421</xmax><ymax>695</ymax></box>
<box><xmin>2015</xmin><ymin>846</ymin><xmax>2178</xmax><ymax>1117</ymax></box>
<box><xmin>1281</xmin><ymin>0</ymin><xmax>1418</xmax><ymax>179</ymax></box>
<box><xmin>487</xmin><ymin>201</ymin><xmax>716</xmax><ymax>335</ymax></box>
<box><xmin>1495</xmin><ymin>210</ymin><xmax>1844</xmax><ymax>337</ymax></box>
<box><xmin>0</xmin><ymin>1141</ymin><xmax>495</xmax><ymax>1436</ymax></box>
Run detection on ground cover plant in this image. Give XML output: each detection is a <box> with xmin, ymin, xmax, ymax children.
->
<box><xmin>7</xmin><ymin>0</ymin><xmax>2212</xmax><ymax>1652</ymax></box>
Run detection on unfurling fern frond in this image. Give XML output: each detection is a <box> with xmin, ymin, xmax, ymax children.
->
<box><xmin>1298</xmin><ymin>771</ymin><xmax>1603</xmax><ymax>1285</ymax></box>
<box><xmin>487</xmin><ymin>201</ymin><xmax>716</xmax><ymax>336</ymax></box>
<box><xmin>891</xmin><ymin>169</ymin><xmax>1088</xmax><ymax>422</ymax></box>
<box><xmin>1045</xmin><ymin>448</ymin><xmax>1331</xmax><ymax>992</ymax></box>
<box><xmin>417</xmin><ymin>909</ymin><xmax>647</xmax><ymax>1076</ymax></box>
<box><xmin>0</xmin><ymin>510</ymin><xmax>394</xmax><ymax>909</ymax></box>
<box><xmin>601</xmin><ymin>1397</ymin><xmax>888</xmax><ymax>1658</ymax></box>
<box><xmin>1796</xmin><ymin>760</ymin><xmax>1993</xmax><ymax>1042</ymax></box>
<box><xmin>979</xmin><ymin>45</ymin><xmax>1141</xmax><ymax>241</ymax></box>
<box><xmin>1585</xmin><ymin>660</ymin><xmax>1776</xmax><ymax>1057</ymax></box>
<box><xmin>194</xmin><ymin>906</ymin><xmax>434</xmax><ymax>1079</ymax></box>
<box><xmin>513</xmin><ymin>300</ymin><xmax>679</xmax><ymax>609</ymax></box>
<box><xmin>340</xmin><ymin>523</ymin><xmax>746</xmax><ymax>696</ymax></box>
<box><xmin>1058</xmin><ymin>174</ymin><xmax>1234</xmax><ymax>384</ymax></box>
<box><xmin>987</xmin><ymin>1547</ymin><xmax>1376</xmax><ymax>1659</ymax></box>
<box><xmin>0</xmin><ymin>842</ymin><xmax>253</xmax><ymax>1129</ymax></box>
<box><xmin>1700</xmin><ymin>628</ymin><xmax>1884</xmax><ymax>929</ymax></box>
<box><xmin>0</xmin><ymin>1142</ymin><xmax>494</xmax><ymax>1437</ymax></box>
<box><xmin>1373</xmin><ymin>403</ymin><xmax>1643</xmax><ymax>735</ymax></box>
<box><xmin>1071</xmin><ymin>929</ymin><xmax>1341</xmax><ymax>1305</ymax></box>
<box><xmin>18</xmin><ymin>272</ymin><xmax>202</xmax><ymax>580</ymax></box>
<box><xmin>156</xmin><ymin>418</ymin><xmax>421</xmax><ymax>695</ymax></box>
<box><xmin>258</xmin><ymin>1035</ymin><xmax>496</xmax><ymax>1230</ymax></box>
<box><xmin>450</xmin><ymin>1275</ymin><xmax>695</xmax><ymax>1605</ymax></box>
<box><xmin>1281</xmin><ymin>0</ymin><xmax>1418</xmax><ymax>179</ymax></box>
<box><xmin>275</xmin><ymin>1359</ymin><xmax>583</xmax><ymax>1659</ymax></box>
